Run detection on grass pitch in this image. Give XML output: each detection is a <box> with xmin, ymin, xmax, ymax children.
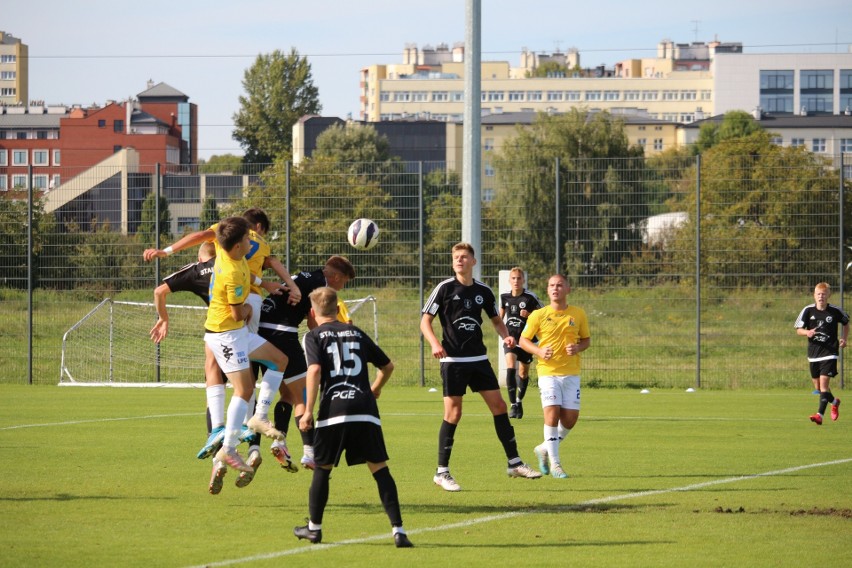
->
<box><xmin>0</xmin><ymin>385</ymin><xmax>850</xmax><ymax>567</ymax></box>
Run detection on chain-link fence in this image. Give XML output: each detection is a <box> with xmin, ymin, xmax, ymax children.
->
<box><xmin>2</xmin><ymin>154</ymin><xmax>849</xmax><ymax>388</ymax></box>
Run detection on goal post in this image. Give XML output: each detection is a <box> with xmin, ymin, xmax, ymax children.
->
<box><xmin>59</xmin><ymin>295</ymin><xmax>379</xmax><ymax>387</ymax></box>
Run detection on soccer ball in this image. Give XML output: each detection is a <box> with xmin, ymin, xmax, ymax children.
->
<box><xmin>347</xmin><ymin>218</ymin><xmax>380</xmax><ymax>250</ymax></box>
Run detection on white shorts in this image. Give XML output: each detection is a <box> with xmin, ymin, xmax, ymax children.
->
<box><xmin>204</xmin><ymin>326</ymin><xmax>267</xmax><ymax>375</ymax></box>
<box><xmin>245</xmin><ymin>292</ymin><xmax>263</xmax><ymax>334</ymax></box>
<box><xmin>539</xmin><ymin>375</ymin><xmax>581</xmax><ymax>410</ymax></box>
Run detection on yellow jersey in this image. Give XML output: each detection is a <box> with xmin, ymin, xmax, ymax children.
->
<box><xmin>205</xmin><ymin>240</ymin><xmax>250</xmax><ymax>333</ymax></box>
<box><xmin>337</xmin><ymin>298</ymin><xmax>351</xmax><ymax>324</ymax></box>
<box><xmin>209</xmin><ymin>223</ymin><xmax>270</xmax><ymax>295</ymax></box>
<box><xmin>521</xmin><ymin>304</ymin><xmax>590</xmax><ymax>376</ymax></box>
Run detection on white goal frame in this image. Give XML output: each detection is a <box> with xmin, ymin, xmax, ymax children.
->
<box><xmin>59</xmin><ymin>295</ymin><xmax>378</xmax><ymax>387</ymax></box>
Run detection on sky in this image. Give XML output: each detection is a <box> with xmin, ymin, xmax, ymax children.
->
<box><xmin>4</xmin><ymin>0</ymin><xmax>851</xmax><ymax>160</ymax></box>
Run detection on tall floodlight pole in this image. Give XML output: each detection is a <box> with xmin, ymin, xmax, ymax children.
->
<box><xmin>463</xmin><ymin>0</ymin><xmax>482</xmax><ymax>278</ymax></box>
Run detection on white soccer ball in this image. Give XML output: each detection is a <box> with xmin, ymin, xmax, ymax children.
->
<box><xmin>347</xmin><ymin>218</ymin><xmax>380</xmax><ymax>250</ymax></box>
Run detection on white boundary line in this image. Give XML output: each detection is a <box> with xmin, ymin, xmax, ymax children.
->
<box><xmin>0</xmin><ymin>413</ymin><xmax>200</xmax><ymax>431</ymax></box>
<box><xmin>188</xmin><ymin>457</ymin><xmax>852</xmax><ymax>568</ymax></box>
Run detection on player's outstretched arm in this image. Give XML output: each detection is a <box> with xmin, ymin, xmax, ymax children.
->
<box><xmin>150</xmin><ymin>283</ymin><xmax>171</xmax><ymax>343</ymax></box>
<box><xmin>142</xmin><ymin>229</ymin><xmax>215</xmax><ymax>262</ymax></box>
<box><xmin>264</xmin><ymin>256</ymin><xmax>301</xmax><ymax>305</ymax></box>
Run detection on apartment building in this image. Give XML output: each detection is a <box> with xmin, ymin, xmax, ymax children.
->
<box><xmin>359</xmin><ymin>39</ymin><xmax>736</xmax><ymax>125</ymax></box>
<box><xmin>0</xmin><ymin>31</ymin><xmax>28</xmax><ymax>106</ymax></box>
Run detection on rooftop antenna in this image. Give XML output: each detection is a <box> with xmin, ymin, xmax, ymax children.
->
<box><xmin>691</xmin><ymin>20</ymin><xmax>701</xmax><ymax>42</ymax></box>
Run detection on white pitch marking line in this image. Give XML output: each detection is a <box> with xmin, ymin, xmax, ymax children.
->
<box><xmin>187</xmin><ymin>457</ymin><xmax>852</xmax><ymax>568</ymax></box>
<box><xmin>0</xmin><ymin>413</ymin><xmax>200</xmax><ymax>431</ymax></box>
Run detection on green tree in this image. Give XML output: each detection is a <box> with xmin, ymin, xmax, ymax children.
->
<box><xmin>670</xmin><ymin>130</ymin><xmax>840</xmax><ymax>288</ymax></box>
<box><xmin>527</xmin><ymin>61</ymin><xmax>569</xmax><ymax>78</ymax></box>
<box><xmin>233</xmin><ymin>48</ymin><xmax>321</xmax><ymax>164</ymax></box>
<box><xmin>693</xmin><ymin>110</ymin><xmax>763</xmax><ymax>155</ymax></box>
<box><xmin>199</xmin><ymin>154</ymin><xmax>243</xmax><ymax>174</ymax></box>
<box><xmin>200</xmin><ymin>195</ymin><xmax>219</xmax><ymax>229</ymax></box>
<box><xmin>314</xmin><ymin>123</ymin><xmax>391</xmax><ymax>164</ymax></box>
<box><xmin>493</xmin><ymin>109</ymin><xmax>648</xmax><ymax>283</ymax></box>
<box><xmin>138</xmin><ymin>192</ymin><xmax>172</xmax><ymax>244</ymax></box>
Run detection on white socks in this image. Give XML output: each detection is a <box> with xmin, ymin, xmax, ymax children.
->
<box><xmin>224</xmin><ymin>396</ymin><xmax>249</xmax><ymax>448</ymax></box>
<box><xmin>255</xmin><ymin>370</ymin><xmax>284</xmax><ymax>419</ymax></box>
<box><xmin>206</xmin><ymin>384</ymin><xmax>226</xmax><ymax>429</ymax></box>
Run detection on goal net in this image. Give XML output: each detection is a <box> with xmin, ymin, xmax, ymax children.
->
<box><xmin>59</xmin><ymin>296</ymin><xmax>378</xmax><ymax>387</ymax></box>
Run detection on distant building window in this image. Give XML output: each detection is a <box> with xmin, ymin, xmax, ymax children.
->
<box><xmin>482</xmin><ymin>188</ymin><xmax>495</xmax><ymax>202</ymax></box>
<box><xmin>0</xmin><ymin>87</ymin><xmax>16</xmax><ymax>96</ymax></box>
<box><xmin>0</xmin><ymin>150</ymin><xmax>6</xmax><ymax>166</ymax></box>
<box><xmin>547</xmin><ymin>91</ymin><xmax>564</xmax><ymax>101</ymax></box>
<box><xmin>98</xmin><ymin>119</ymin><xmax>106</xmax><ymax>128</ymax></box>
<box><xmin>662</xmin><ymin>90</ymin><xmax>678</xmax><ymax>101</ymax></box>
<box><xmin>701</xmin><ymin>90</ymin><xmax>712</xmax><ymax>100</ymax></box>
<box><xmin>11</xmin><ymin>174</ymin><xmax>28</xmax><ymax>189</ymax></box>
<box><xmin>484</xmin><ymin>138</ymin><xmax>494</xmax><ymax>151</ymax></box>
<box><xmin>681</xmin><ymin>91</ymin><xmax>697</xmax><ymax>100</ymax></box>
<box><xmin>33</xmin><ymin>175</ymin><xmax>49</xmax><ymax>190</ymax></box>
<box><xmin>642</xmin><ymin>91</ymin><xmax>658</xmax><ymax>101</ymax></box>
<box><xmin>508</xmin><ymin>91</ymin><xmax>524</xmax><ymax>101</ymax></box>
<box><xmin>33</xmin><ymin>150</ymin><xmax>49</xmax><ymax>166</ymax></box>
<box><xmin>412</xmin><ymin>91</ymin><xmax>428</xmax><ymax>102</ymax></box>
<box><xmin>484</xmin><ymin>163</ymin><xmax>495</xmax><ymax>177</ymax></box>
<box><xmin>770</xmin><ymin>136</ymin><xmax>783</xmax><ymax>146</ymax></box>
<box><xmin>841</xmin><ymin>138</ymin><xmax>852</xmax><ymax>153</ymax></box>
<box><xmin>0</xmin><ymin>131</ymin><xmax>5</xmax><ymax>139</ymax></box>
<box><xmin>653</xmin><ymin>139</ymin><xmax>663</xmax><ymax>151</ymax></box>
<box><xmin>527</xmin><ymin>91</ymin><xmax>542</xmax><ymax>101</ymax></box>
<box><xmin>637</xmin><ymin>138</ymin><xmax>647</xmax><ymax>147</ymax></box>
<box><xmin>604</xmin><ymin>91</ymin><xmax>620</xmax><ymax>101</ymax></box>
<box><xmin>791</xmin><ymin>138</ymin><xmax>805</xmax><ymax>148</ymax></box>
<box><xmin>585</xmin><ymin>91</ymin><xmax>602</xmax><ymax>101</ymax></box>
<box><xmin>379</xmin><ymin>92</ymin><xmax>389</xmax><ymax>102</ymax></box>
<box><xmin>51</xmin><ymin>175</ymin><xmax>60</xmax><ymax>189</ymax></box>
<box><xmin>451</xmin><ymin>91</ymin><xmax>464</xmax><ymax>102</ymax></box>
<box><xmin>812</xmin><ymin>138</ymin><xmax>826</xmax><ymax>153</ymax></box>
<box><xmin>760</xmin><ymin>70</ymin><xmax>794</xmax><ymax>114</ymax></box>
<box><xmin>113</xmin><ymin>145</ymin><xmax>122</xmax><ymax>153</ymax></box>
<box><xmin>0</xmin><ymin>176</ymin><xmax>6</xmax><ymax>191</ymax></box>
<box><xmin>177</xmin><ymin>217</ymin><xmax>201</xmax><ymax>231</ymax></box>
<box><xmin>0</xmin><ymin>71</ymin><xmax>16</xmax><ymax>80</ymax></box>
<box><xmin>53</xmin><ymin>149</ymin><xmax>61</xmax><ymax>165</ymax></box>
<box><xmin>16</xmin><ymin>132</ymin><xmax>26</xmax><ymax>139</ymax></box>
<box><xmin>12</xmin><ymin>149</ymin><xmax>27</xmax><ymax>165</ymax></box>
<box><xmin>566</xmin><ymin>90</ymin><xmax>581</xmax><ymax>101</ymax></box>
<box><xmin>114</xmin><ymin>119</ymin><xmax>124</xmax><ymax>133</ymax></box>
<box><xmin>432</xmin><ymin>91</ymin><xmax>449</xmax><ymax>102</ymax></box>
<box><xmin>0</xmin><ymin>54</ymin><xmax>16</xmax><ymax>63</ymax></box>
<box><xmin>624</xmin><ymin>90</ymin><xmax>641</xmax><ymax>101</ymax></box>
<box><xmin>37</xmin><ymin>130</ymin><xmax>48</xmax><ymax>139</ymax></box>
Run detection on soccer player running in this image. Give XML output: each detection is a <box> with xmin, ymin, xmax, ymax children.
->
<box><xmin>256</xmin><ymin>255</ymin><xmax>356</xmax><ymax>472</ymax></box>
<box><xmin>201</xmin><ymin>217</ymin><xmax>289</xmax><ymax>486</ymax></box>
<box><xmin>421</xmin><ymin>242</ymin><xmax>541</xmax><ymax>492</ymax></box>
<box><xmin>499</xmin><ymin>267</ymin><xmax>543</xmax><ymax>419</ymax></box>
<box><xmin>293</xmin><ymin>287</ymin><xmax>413</xmax><ymax>548</ymax></box>
<box><xmin>520</xmin><ymin>274</ymin><xmax>590</xmax><ymax>479</ymax></box>
<box><xmin>794</xmin><ymin>282</ymin><xmax>849</xmax><ymax>425</ymax></box>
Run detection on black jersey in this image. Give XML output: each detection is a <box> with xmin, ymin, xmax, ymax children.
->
<box><xmin>795</xmin><ymin>303</ymin><xmax>850</xmax><ymax>361</ymax></box>
<box><xmin>162</xmin><ymin>258</ymin><xmax>215</xmax><ymax>305</ymax></box>
<box><xmin>259</xmin><ymin>269</ymin><xmax>327</xmax><ymax>335</ymax></box>
<box><xmin>304</xmin><ymin>321</ymin><xmax>390</xmax><ymax>428</ymax></box>
<box><xmin>500</xmin><ymin>289</ymin><xmax>542</xmax><ymax>340</ymax></box>
<box><xmin>422</xmin><ymin>277</ymin><xmax>500</xmax><ymax>361</ymax></box>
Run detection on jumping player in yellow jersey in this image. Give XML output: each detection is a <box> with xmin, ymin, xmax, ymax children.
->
<box><xmin>201</xmin><ymin>216</ymin><xmax>289</xmax><ymax>487</ymax></box>
<box><xmin>143</xmin><ymin>209</ymin><xmax>299</xmax><ymax>490</ymax></box>
<box><xmin>519</xmin><ymin>274</ymin><xmax>590</xmax><ymax>479</ymax></box>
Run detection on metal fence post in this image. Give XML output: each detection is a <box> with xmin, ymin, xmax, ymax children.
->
<box><xmin>555</xmin><ymin>156</ymin><xmax>561</xmax><ymax>274</ymax></box>
<box><xmin>696</xmin><ymin>154</ymin><xmax>702</xmax><ymax>389</ymax></box>
<box><xmin>840</xmin><ymin>153</ymin><xmax>846</xmax><ymax>389</ymax></box>
<box><xmin>418</xmin><ymin>161</ymin><xmax>425</xmax><ymax>387</ymax></box>
<box><xmin>286</xmin><ymin>160</ymin><xmax>291</xmax><ymax>269</ymax></box>
<box><xmin>27</xmin><ymin>165</ymin><xmax>33</xmax><ymax>385</ymax></box>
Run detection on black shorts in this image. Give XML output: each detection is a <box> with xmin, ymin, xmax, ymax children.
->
<box><xmin>810</xmin><ymin>359</ymin><xmax>838</xmax><ymax>379</ymax></box>
<box><xmin>503</xmin><ymin>344</ymin><xmax>533</xmax><ymax>365</ymax></box>
<box><xmin>313</xmin><ymin>421</ymin><xmax>389</xmax><ymax>467</ymax></box>
<box><xmin>259</xmin><ymin>332</ymin><xmax>307</xmax><ymax>380</ymax></box>
<box><xmin>440</xmin><ymin>360</ymin><xmax>500</xmax><ymax>397</ymax></box>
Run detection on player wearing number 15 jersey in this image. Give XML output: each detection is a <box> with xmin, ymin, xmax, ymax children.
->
<box><xmin>294</xmin><ymin>287</ymin><xmax>412</xmax><ymax>548</ymax></box>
